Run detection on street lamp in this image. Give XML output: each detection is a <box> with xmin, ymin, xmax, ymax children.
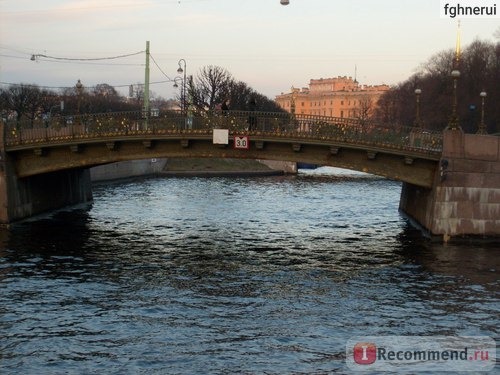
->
<box><xmin>173</xmin><ymin>77</ymin><xmax>182</xmax><ymax>89</ymax></box>
<box><xmin>177</xmin><ymin>59</ymin><xmax>187</xmax><ymax>114</ymax></box>
<box><xmin>173</xmin><ymin>77</ymin><xmax>183</xmax><ymax>112</ymax></box>
<box><xmin>75</xmin><ymin>79</ymin><xmax>83</xmax><ymax>115</ymax></box>
<box><xmin>280</xmin><ymin>0</ymin><xmax>290</xmax><ymax>4</ymax></box>
<box><xmin>477</xmin><ymin>91</ymin><xmax>487</xmax><ymax>134</ymax></box>
<box><xmin>290</xmin><ymin>86</ymin><xmax>296</xmax><ymax>115</ymax></box>
<box><xmin>414</xmin><ymin>88</ymin><xmax>422</xmax><ymax>128</ymax></box>
<box><xmin>447</xmin><ymin>69</ymin><xmax>461</xmax><ymax>130</ymax></box>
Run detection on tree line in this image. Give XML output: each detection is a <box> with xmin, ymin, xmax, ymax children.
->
<box><xmin>375</xmin><ymin>39</ymin><xmax>499</xmax><ymax>133</ymax></box>
<box><xmin>0</xmin><ymin>83</ymin><xmax>141</xmax><ymax>124</ymax></box>
<box><xmin>0</xmin><ymin>65</ymin><xmax>283</xmax><ymax>124</ymax></box>
<box><xmin>185</xmin><ymin>65</ymin><xmax>283</xmax><ymax>113</ymax></box>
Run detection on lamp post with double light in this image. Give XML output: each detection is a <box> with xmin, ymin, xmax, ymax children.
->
<box><xmin>173</xmin><ymin>77</ymin><xmax>183</xmax><ymax>112</ymax></box>
<box><xmin>177</xmin><ymin>59</ymin><xmax>187</xmax><ymax>114</ymax></box>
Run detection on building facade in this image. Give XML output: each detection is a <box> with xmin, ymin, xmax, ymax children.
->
<box><xmin>275</xmin><ymin>76</ymin><xmax>389</xmax><ymax>119</ymax></box>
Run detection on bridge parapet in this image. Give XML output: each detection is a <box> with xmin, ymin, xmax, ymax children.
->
<box><xmin>4</xmin><ymin>110</ymin><xmax>442</xmax><ymax>156</ymax></box>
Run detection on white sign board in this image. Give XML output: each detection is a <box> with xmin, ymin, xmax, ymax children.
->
<box><xmin>213</xmin><ymin>129</ymin><xmax>229</xmax><ymax>144</ymax></box>
<box><xmin>234</xmin><ymin>136</ymin><xmax>249</xmax><ymax>149</ymax></box>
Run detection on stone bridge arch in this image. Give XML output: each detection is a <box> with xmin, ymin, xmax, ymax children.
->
<box><xmin>1</xmin><ymin>110</ymin><xmax>444</xmax><ymax>228</ymax></box>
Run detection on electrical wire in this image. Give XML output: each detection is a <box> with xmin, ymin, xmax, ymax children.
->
<box><xmin>150</xmin><ymin>54</ymin><xmax>174</xmax><ymax>81</ymax></box>
<box><xmin>0</xmin><ymin>80</ymin><xmax>177</xmax><ymax>91</ymax></box>
<box><xmin>31</xmin><ymin>50</ymin><xmax>145</xmax><ymax>61</ymax></box>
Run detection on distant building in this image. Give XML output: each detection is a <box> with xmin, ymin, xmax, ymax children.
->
<box><xmin>275</xmin><ymin>76</ymin><xmax>389</xmax><ymax>119</ymax></box>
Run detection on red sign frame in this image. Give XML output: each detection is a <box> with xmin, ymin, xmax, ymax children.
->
<box><xmin>234</xmin><ymin>136</ymin><xmax>250</xmax><ymax>149</ymax></box>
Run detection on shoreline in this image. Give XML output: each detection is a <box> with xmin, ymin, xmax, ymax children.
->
<box><xmin>160</xmin><ymin>170</ymin><xmax>285</xmax><ymax>178</ymax></box>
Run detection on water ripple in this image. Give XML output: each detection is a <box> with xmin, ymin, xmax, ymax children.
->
<box><xmin>0</xmin><ymin>168</ymin><xmax>498</xmax><ymax>374</ymax></box>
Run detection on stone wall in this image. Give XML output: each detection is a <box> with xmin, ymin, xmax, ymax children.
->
<box><xmin>90</xmin><ymin>158</ymin><xmax>168</xmax><ymax>182</ymax></box>
<box><xmin>400</xmin><ymin>130</ymin><xmax>500</xmax><ymax>240</ymax></box>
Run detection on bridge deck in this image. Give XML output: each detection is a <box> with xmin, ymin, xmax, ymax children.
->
<box><xmin>4</xmin><ymin>110</ymin><xmax>442</xmax><ymax>160</ymax></box>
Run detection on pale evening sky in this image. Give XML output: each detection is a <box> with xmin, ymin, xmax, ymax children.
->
<box><xmin>0</xmin><ymin>0</ymin><xmax>498</xmax><ymax>99</ymax></box>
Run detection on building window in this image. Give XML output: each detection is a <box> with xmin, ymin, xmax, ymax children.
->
<box><xmin>341</xmin><ymin>110</ymin><xmax>344</xmax><ymax>118</ymax></box>
<box><xmin>341</xmin><ymin>100</ymin><xmax>344</xmax><ymax>105</ymax></box>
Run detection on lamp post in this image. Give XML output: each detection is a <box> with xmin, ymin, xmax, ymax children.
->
<box><xmin>75</xmin><ymin>79</ymin><xmax>83</xmax><ymax>115</ymax></box>
<box><xmin>177</xmin><ymin>59</ymin><xmax>187</xmax><ymax>114</ymax></box>
<box><xmin>173</xmin><ymin>77</ymin><xmax>182</xmax><ymax>89</ymax></box>
<box><xmin>477</xmin><ymin>91</ymin><xmax>487</xmax><ymax>134</ymax></box>
<box><xmin>173</xmin><ymin>77</ymin><xmax>183</xmax><ymax>111</ymax></box>
<box><xmin>447</xmin><ymin>69</ymin><xmax>461</xmax><ymax>130</ymax></box>
<box><xmin>414</xmin><ymin>88</ymin><xmax>422</xmax><ymax>128</ymax></box>
<box><xmin>290</xmin><ymin>86</ymin><xmax>296</xmax><ymax>115</ymax></box>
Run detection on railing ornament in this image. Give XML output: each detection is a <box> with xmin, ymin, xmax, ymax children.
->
<box><xmin>4</xmin><ymin>110</ymin><xmax>443</xmax><ymax>155</ymax></box>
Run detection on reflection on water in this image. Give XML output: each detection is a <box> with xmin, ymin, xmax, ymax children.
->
<box><xmin>0</xmin><ymin>167</ymin><xmax>498</xmax><ymax>374</ymax></box>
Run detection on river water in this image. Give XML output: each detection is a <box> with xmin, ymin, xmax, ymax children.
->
<box><xmin>0</xmin><ymin>167</ymin><xmax>498</xmax><ymax>374</ymax></box>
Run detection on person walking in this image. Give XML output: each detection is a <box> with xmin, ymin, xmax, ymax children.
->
<box><xmin>248</xmin><ymin>97</ymin><xmax>256</xmax><ymax>130</ymax></box>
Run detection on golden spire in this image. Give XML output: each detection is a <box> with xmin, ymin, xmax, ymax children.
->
<box><xmin>454</xmin><ymin>20</ymin><xmax>461</xmax><ymax>67</ymax></box>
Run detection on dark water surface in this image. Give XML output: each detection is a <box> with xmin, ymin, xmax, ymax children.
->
<box><xmin>0</xmin><ymin>168</ymin><xmax>498</xmax><ymax>374</ymax></box>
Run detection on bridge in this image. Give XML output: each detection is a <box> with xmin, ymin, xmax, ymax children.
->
<box><xmin>4</xmin><ymin>110</ymin><xmax>442</xmax><ymax>185</ymax></box>
<box><xmin>1</xmin><ymin>110</ymin><xmax>499</xmax><ymax>241</ymax></box>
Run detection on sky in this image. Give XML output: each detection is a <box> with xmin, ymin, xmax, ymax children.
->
<box><xmin>1</xmin><ymin>0</ymin><xmax>499</xmax><ymax>100</ymax></box>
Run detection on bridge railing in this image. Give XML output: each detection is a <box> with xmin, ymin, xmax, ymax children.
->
<box><xmin>4</xmin><ymin>110</ymin><xmax>443</xmax><ymax>153</ymax></box>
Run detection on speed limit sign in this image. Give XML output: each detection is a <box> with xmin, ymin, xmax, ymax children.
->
<box><xmin>234</xmin><ymin>136</ymin><xmax>249</xmax><ymax>149</ymax></box>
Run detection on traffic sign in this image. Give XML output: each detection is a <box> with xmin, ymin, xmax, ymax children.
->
<box><xmin>234</xmin><ymin>136</ymin><xmax>249</xmax><ymax>149</ymax></box>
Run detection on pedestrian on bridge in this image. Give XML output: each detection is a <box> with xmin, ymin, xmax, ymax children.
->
<box><xmin>248</xmin><ymin>97</ymin><xmax>257</xmax><ymax>131</ymax></box>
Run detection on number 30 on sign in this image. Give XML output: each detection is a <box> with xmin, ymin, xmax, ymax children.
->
<box><xmin>234</xmin><ymin>136</ymin><xmax>249</xmax><ymax>149</ymax></box>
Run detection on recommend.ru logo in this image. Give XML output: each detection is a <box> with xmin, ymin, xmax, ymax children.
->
<box><xmin>346</xmin><ymin>336</ymin><xmax>496</xmax><ymax>372</ymax></box>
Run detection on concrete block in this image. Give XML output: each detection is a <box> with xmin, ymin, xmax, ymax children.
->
<box><xmin>487</xmin><ymin>189</ymin><xmax>500</xmax><ymax>204</ymax></box>
<box><xmin>445</xmin><ymin>172</ymin><xmax>485</xmax><ymax>188</ymax></box>
<box><xmin>464</xmin><ymin>134</ymin><xmax>499</xmax><ymax>161</ymax></box>
<box><xmin>442</xmin><ymin>129</ymin><xmax>464</xmax><ymax>158</ymax></box>
<box><xmin>451</xmin><ymin>187</ymin><xmax>497</xmax><ymax>203</ymax></box>
<box><xmin>484</xmin><ymin>220</ymin><xmax>500</xmax><ymax>234</ymax></box>
<box><xmin>456</xmin><ymin>200</ymin><xmax>474</xmax><ymax>219</ymax></box>
<box><xmin>451</xmin><ymin>159</ymin><xmax>491</xmax><ymax>173</ymax></box>
<box><xmin>457</xmin><ymin>218</ymin><xmax>477</xmax><ymax>234</ymax></box>
<box><xmin>483</xmin><ymin>174</ymin><xmax>500</xmax><ymax>189</ymax></box>
<box><xmin>432</xmin><ymin>218</ymin><xmax>460</xmax><ymax>235</ymax></box>
<box><xmin>473</xmin><ymin>203</ymin><xmax>500</xmax><ymax>220</ymax></box>
<box><xmin>490</xmin><ymin>161</ymin><xmax>500</xmax><ymax>174</ymax></box>
<box><xmin>433</xmin><ymin>201</ymin><xmax>458</xmax><ymax>219</ymax></box>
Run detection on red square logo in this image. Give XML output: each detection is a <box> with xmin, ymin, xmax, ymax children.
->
<box><xmin>353</xmin><ymin>342</ymin><xmax>377</xmax><ymax>365</ymax></box>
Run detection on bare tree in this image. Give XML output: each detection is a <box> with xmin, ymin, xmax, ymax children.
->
<box><xmin>0</xmin><ymin>84</ymin><xmax>51</xmax><ymax>124</ymax></box>
<box><xmin>377</xmin><ymin>39</ymin><xmax>500</xmax><ymax>132</ymax></box>
<box><xmin>188</xmin><ymin>65</ymin><xmax>233</xmax><ymax>111</ymax></box>
<box><xmin>356</xmin><ymin>95</ymin><xmax>374</xmax><ymax>122</ymax></box>
<box><xmin>187</xmin><ymin>65</ymin><xmax>285</xmax><ymax>113</ymax></box>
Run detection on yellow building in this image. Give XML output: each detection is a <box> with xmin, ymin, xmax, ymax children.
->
<box><xmin>275</xmin><ymin>76</ymin><xmax>389</xmax><ymax>119</ymax></box>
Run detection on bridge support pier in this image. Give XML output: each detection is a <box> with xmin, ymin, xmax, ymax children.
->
<box><xmin>400</xmin><ymin>129</ymin><xmax>500</xmax><ymax>241</ymax></box>
<box><xmin>0</xmin><ymin>124</ymin><xmax>93</xmax><ymax>224</ymax></box>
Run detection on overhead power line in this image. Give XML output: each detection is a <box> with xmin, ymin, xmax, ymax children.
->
<box><xmin>150</xmin><ymin>53</ymin><xmax>174</xmax><ymax>81</ymax></box>
<box><xmin>0</xmin><ymin>80</ymin><xmax>178</xmax><ymax>91</ymax></box>
<box><xmin>30</xmin><ymin>50</ymin><xmax>145</xmax><ymax>62</ymax></box>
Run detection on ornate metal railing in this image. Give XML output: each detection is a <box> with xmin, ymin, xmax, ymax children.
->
<box><xmin>3</xmin><ymin>110</ymin><xmax>443</xmax><ymax>154</ymax></box>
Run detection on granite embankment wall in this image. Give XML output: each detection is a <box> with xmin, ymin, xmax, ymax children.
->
<box><xmin>400</xmin><ymin>130</ymin><xmax>500</xmax><ymax>241</ymax></box>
